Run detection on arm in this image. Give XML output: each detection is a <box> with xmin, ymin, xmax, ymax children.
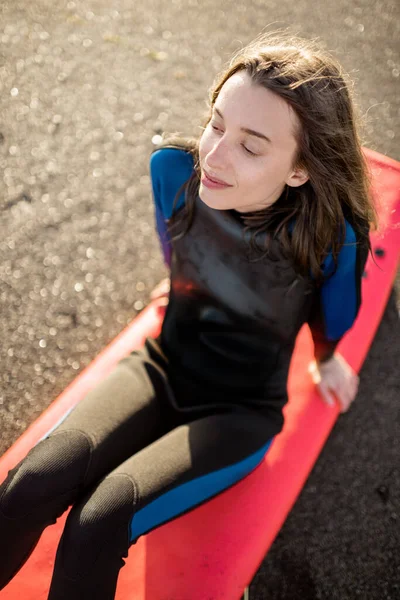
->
<box><xmin>154</xmin><ymin>203</ymin><xmax>172</xmax><ymax>268</ymax></box>
<box><xmin>149</xmin><ymin>147</ymin><xmax>194</xmax><ymax>268</ymax></box>
<box><xmin>308</xmin><ymin>219</ymin><xmax>370</xmax><ymax>364</ymax></box>
<box><xmin>308</xmin><ymin>220</ymin><xmax>370</xmax><ymax>412</ymax></box>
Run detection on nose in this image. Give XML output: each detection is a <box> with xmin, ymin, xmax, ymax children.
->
<box><xmin>206</xmin><ymin>135</ymin><xmax>229</xmax><ymax>170</ymax></box>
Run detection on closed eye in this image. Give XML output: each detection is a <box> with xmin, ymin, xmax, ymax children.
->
<box><xmin>210</xmin><ymin>124</ymin><xmax>258</xmax><ymax>157</ymax></box>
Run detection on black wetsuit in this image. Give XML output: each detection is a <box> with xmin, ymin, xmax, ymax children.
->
<box><xmin>0</xmin><ymin>147</ymin><xmax>368</xmax><ymax>599</ymax></box>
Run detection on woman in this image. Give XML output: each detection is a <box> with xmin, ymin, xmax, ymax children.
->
<box><xmin>0</xmin><ymin>31</ymin><xmax>377</xmax><ymax>599</ymax></box>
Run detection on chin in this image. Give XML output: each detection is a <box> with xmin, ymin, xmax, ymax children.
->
<box><xmin>199</xmin><ymin>186</ymin><xmax>228</xmax><ymax>210</ymax></box>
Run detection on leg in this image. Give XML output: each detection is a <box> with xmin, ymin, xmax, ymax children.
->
<box><xmin>0</xmin><ymin>347</ymin><xmax>174</xmax><ymax>590</ymax></box>
<box><xmin>47</xmin><ymin>408</ymin><xmax>276</xmax><ymax>599</ymax></box>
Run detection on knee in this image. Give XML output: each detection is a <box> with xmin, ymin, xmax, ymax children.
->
<box><xmin>0</xmin><ymin>430</ymin><xmax>92</xmax><ymax>519</ymax></box>
<box><xmin>58</xmin><ymin>474</ymin><xmax>137</xmax><ymax>579</ymax></box>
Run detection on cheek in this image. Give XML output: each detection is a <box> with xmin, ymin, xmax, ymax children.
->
<box><xmin>198</xmin><ymin>135</ymin><xmax>205</xmax><ymax>160</ymax></box>
<box><xmin>199</xmin><ymin>128</ymin><xmax>214</xmax><ymax>160</ymax></box>
<box><xmin>239</xmin><ymin>168</ymin><xmax>275</xmax><ymax>198</ymax></box>
<box><xmin>240</xmin><ymin>165</ymin><xmax>266</xmax><ymax>187</ymax></box>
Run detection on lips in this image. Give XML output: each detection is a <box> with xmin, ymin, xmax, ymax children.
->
<box><xmin>203</xmin><ymin>170</ymin><xmax>231</xmax><ymax>186</ymax></box>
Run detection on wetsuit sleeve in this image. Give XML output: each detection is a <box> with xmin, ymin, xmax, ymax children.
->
<box><xmin>149</xmin><ymin>147</ymin><xmax>195</xmax><ymax>268</ymax></box>
<box><xmin>308</xmin><ymin>220</ymin><xmax>369</xmax><ymax>364</ymax></box>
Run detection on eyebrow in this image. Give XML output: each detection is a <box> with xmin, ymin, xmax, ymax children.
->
<box><xmin>213</xmin><ymin>106</ymin><xmax>272</xmax><ymax>144</ymax></box>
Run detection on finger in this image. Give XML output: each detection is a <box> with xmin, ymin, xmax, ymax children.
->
<box><xmin>332</xmin><ymin>381</ymin><xmax>348</xmax><ymax>411</ymax></box>
<box><xmin>337</xmin><ymin>377</ymin><xmax>359</xmax><ymax>413</ymax></box>
<box><xmin>150</xmin><ymin>278</ymin><xmax>170</xmax><ymax>296</ymax></box>
<box><xmin>317</xmin><ymin>383</ymin><xmax>336</xmax><ymax>407</ymax></box>
<box><xmin>338</xmin><ymin>392</ymin><xmax>351</xmax><ymax>413</ymax></box>
<box><xmin>150</xmin><ymin>282</ymin><xmax>169</xmax><ymax>299</ymax></box>
<box><xmin>150</xmin><ymin>286</ymin><xmax>159</xmax><ymax>299</ymax></box>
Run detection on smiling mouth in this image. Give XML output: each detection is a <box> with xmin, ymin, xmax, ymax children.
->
<box><xmin>205</xmin><ymin>172</ymin><xmax>228</xmax><ymax>185</ymax></box>
<box><xmin>202</xmin><ymin>170</ymin><xmax>232</xmax><ymax>188</ymax></box>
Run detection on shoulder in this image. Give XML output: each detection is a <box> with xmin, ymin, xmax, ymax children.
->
<box><xmin>322</xmin><ymin>218</ymin><xmax>361</xmax><ymax>278</ymax></box>
<box><xmin>150</xmin><ymin>146</ymin><xmax>195</xmax><ymax>180</ymax></box>
<box><xmin>343</xmin><ymin>217</ymin><xmax>358</xmax><ymax>243</ymax></box>
<box><xmin>149</xmin><ymin>145</ymin><xmax>195</xmax><ymax>217</ymax></box>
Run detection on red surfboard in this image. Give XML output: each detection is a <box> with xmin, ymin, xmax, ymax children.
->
<box><xmin>1</xmin><ymin>148</ymin><xmax>399</xmax><ymax>600</ymax></box>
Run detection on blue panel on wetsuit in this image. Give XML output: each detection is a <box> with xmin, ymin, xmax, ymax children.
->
<box><xmin>288</xmin><ymin>217</ymin><xmax>360</xmax><ymax>341</ymax></box>
<box><xmin>129</xmin><ymin>437</ymin><xmax>273</xmax><ymax>541</ymax></box>
<box><xmin>150</xmin><ymin>148</ymin><xmax>194</xmax><ymax>218</ymax></box>
<box><xmin>150</xmin><ymin>147</ymin><xmax>194</xmax><ymax>267</ymax></box>
<box><xmin>154</xmin><ymin>203</ymin><xmax>172</xmax><ymax>267</ymax></box>
<box><xmin>319</xmin><ymin>220</ymin><xmax>359</xmax><ymax>340</ymax></box>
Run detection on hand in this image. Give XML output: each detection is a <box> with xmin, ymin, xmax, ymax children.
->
<box><xmin>150</xmin><ymin>277</ymin><xmax>170</xmax><ymax>306</ymax></box>
<box><xmin>308</xmin><ymin>353</ymin><xmax>360</xmax><ymax>413</ymax></box>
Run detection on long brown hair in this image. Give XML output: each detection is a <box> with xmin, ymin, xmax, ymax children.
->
<box><xmin>157</xmin><ymin>31</ymin><xmax>378</xmax><ymax>283</ymax></box>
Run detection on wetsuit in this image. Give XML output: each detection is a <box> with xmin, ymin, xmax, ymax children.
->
<box><xmin>0</xmin><ymin>147</ymin><xmax>368</xmax><ymax>599</ymax></box>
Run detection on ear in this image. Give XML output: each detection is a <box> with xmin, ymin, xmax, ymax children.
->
<box><xmin>286</xmin><ymin>166</ymin><xmax>309</xmax><ymax>188</ymax></box>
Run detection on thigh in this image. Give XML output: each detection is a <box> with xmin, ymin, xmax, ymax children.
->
<box><xmin>44</xmin><ymin>408</ymin><xmax>275</xmax><ymax>597</ymax></box>
<box><xmin>49</xmin><ymin>347</ymin><xmax>176</xmax><ymax>487</ymax></box>
<box><xmin>110</xmin><ymin>408</ymin><xmax>276</xmax><ymax>542</ymax></box>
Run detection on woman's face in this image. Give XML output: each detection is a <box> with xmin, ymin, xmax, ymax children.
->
<box><xmin>198</xmin><ymin>70</ymin><xmax>308</xmax><ymax>213</ymax></box>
